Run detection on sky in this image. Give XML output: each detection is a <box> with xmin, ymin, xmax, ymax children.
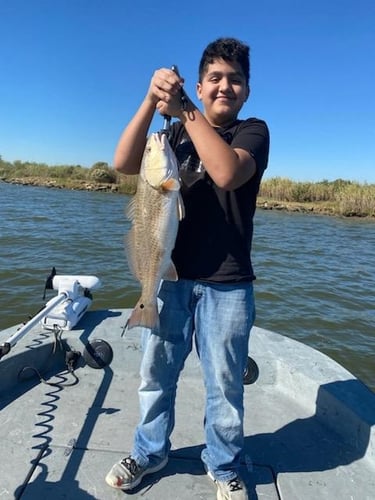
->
<box><xmin>1</xmin><ymin>0</ymin><xmax>374</xmax><ymax>183</ymax></box>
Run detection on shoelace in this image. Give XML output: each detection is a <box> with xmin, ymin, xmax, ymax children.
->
<box><xmin>227</xmin><ymin>478</ymin><xmax>243</xmax><ymax>492</ymax></box>
<box><xmin>120</xmin><ymin>457</ymin><xmax>139</xmax><ymax>475</ymax></box>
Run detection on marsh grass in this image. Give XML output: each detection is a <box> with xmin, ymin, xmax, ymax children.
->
<box><xmin>1</xmin><ymin>158</ymin><xmax>373</xmax><ymax>217</ymax></box>
<box><xmin>259</xmin><ymin>177</ymin><xmax>375</xmax><ymax>217</ymax></box>
<box><xmin>0</xmin><ymin>158</ymin><xmax>137</xmax><ymax>193</ymax></box>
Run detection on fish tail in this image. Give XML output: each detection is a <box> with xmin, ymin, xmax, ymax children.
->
<box><xmin>126</xmin><ymin>300</ymin><xmax>159</xmax><ymax>330</ymax></box>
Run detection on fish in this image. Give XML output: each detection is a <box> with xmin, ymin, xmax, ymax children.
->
<box><xmin>125</xmin><ymin>132</ymin><xmax>184</xmax><ymax>330</ymax></box>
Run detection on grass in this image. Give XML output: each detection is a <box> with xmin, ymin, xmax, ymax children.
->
<box><xmin>259</xmin><ymin>177</ymin><xmax>375</xmax><ymax>217</ymax></box>
<box><xmin>0</xmin><ymin>158</ymin><xmax>138</xmax><ymax>194</ymax></box>
<box><xmin>1</xmin><ymin>158</ymin><xmax>374</xmax><ymax>218</ymax></box>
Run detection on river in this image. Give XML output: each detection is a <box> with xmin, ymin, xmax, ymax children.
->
<box><xmin>1</xmin><ymin>181</ymin><xmax>374</xmax><ymax>391</ymax></box>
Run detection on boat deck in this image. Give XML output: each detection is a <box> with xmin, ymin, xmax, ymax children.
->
<box><xmin>1</xmin><ymin>309</ymin><xmax>374</xmax><ymax>499</ymax></box>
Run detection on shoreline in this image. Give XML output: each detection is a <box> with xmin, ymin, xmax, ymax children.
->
<box><xmin>2</xmin><ymin>177</ymin><xmax>374</xmax><ymax>220</ymax></box>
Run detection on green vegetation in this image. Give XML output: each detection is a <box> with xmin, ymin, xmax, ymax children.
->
<box><xmin>0</xmin><ymin>157</ymin><xmax>137</xmax><ymax>194</ymax></box>
<box><xmin>0</xmin><ymin>157</ymin><xmax>374</xmax><ymax>218</ymax></box>
<box><xmin>259</xmin><ymin>177</ymin><xmax>375</xmax><ymax>217</ymax></box>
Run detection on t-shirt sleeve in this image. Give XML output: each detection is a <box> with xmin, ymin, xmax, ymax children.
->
<box><xmin>231</xmin><ymin>119</ymin><xmax>270</xmax><ymax>176</ymax></box>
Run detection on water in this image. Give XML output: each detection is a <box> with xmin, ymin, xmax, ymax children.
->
<box><xmin>1</xmin><ymin>182</ymin><xmax>374</xmax><ymax>392</ymax></box>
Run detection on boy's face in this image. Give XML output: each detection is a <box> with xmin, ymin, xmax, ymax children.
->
<box><xmin>197</xmin><ymin>58</ymin><xmax>249</xmax><ymax>127</ymax></box>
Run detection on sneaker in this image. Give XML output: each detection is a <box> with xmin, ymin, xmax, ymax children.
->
<box><xmin>105</xmin><ymin>455</ymin><xmax>168</xmax><ymax>490</ymax></box>
<box><xmin>208</xmin><ymin>471</ymin><xmax>249</xmax><ymax>500</ymax></box>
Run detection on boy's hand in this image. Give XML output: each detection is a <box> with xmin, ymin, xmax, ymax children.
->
<box><xmin>146</xmin><ymin>68</ymin><xmax>186</xmax><ymax>117</ymax></box>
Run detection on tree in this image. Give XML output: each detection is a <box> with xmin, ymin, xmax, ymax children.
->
<box><xmin>89</xmin><ymin>162</ymin><xmax>116</xmax><ymax>183</ymax></box>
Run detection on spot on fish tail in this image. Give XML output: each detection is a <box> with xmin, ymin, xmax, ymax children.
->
<box><xmin>126</xmin><ymin>300</ymin><xmax>159</xmax><ymax>330</ymax></box>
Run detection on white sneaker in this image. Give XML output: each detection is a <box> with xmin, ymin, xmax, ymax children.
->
<box><xmin>208</xmin><ymin>470</ymin><xmax>249</xmax><ymax>500</ymax></box>
<box><xmin>105</xmin><ymin>455</ymin><xmax>168</xmax><ymax>490</ymax></box>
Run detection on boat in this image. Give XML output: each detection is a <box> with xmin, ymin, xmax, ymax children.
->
<box><xmin>1</xmin><ymin>270</ymin><xmax>374</xmax><ymax>499</ymax></box>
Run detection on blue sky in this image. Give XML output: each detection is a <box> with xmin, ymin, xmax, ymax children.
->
<box><xmin>1</xmin><ymin>0</ymin><xmax>374</xmax><ymax>182</ymax></box>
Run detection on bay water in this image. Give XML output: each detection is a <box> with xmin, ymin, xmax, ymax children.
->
<box><xmin>1</xmin><ymin>182</ymin><xmax>374</xmax><ymax>392</ymax></box>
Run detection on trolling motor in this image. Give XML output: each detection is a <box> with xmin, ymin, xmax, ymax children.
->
<box><xmin>40</xmin><ymin>267</ymin><xmax>101</xmax><ymax>330</ymax></box>
<box><xmin>0</xmin><ymin>267</ymin><xmax>101</xmax><ymax>360</ymax></box>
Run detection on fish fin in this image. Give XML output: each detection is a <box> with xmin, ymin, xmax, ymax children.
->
<box><xmin>161</xmin><ymin>178</ymin><xmax>180</xmax><ymax>191</ymax></box>
<box><xmin>125</xmin><ymin>196</ymin><xmax>137</xmax><ymax>221</ymax></box>
<box><xmin>126</xmin><ymin>300</ymin><xmax>159</xmax><ymax>330</ymax></box>
<box><xmin>124</xmin><ymin>232</ymin><xmax>142</xmax><ymax>281</ymax></box>
<box><xmin>177</xmin><ymin>192</ymin><xmax>185</xmax><ymax>220</ymax></box>
<box><xmin>162</xmin><ymin>261</ymin><xmax>178</xmax><ymax>281</ymax></box>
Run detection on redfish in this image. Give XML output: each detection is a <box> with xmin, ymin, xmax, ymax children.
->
<box><xmin>125</xmin><ymin>132</ymin><xmax>184</xmax><ymax>329</ymax></box>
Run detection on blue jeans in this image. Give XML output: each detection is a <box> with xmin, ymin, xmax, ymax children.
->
<box><xmin>131</xmin><ymin>279</ymin><xmax>255</xmax><ymax>481</ymax></box>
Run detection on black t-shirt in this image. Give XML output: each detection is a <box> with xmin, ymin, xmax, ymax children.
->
<box><xmin>169</xmin><ymin>118</ymin><xmax>270</xmax><ymax>283</ymax></box>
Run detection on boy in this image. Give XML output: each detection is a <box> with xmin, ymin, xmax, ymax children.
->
<box><xmin>106</xmin><ymin>37</ymin><xmax>269</xmax><ymax>499</ymax></box>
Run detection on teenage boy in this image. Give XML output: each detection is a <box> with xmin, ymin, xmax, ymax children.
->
<box><xmin>106</xmin><ymin>37</ymin><xmax>269</xmax><ymax>500</ymax></box>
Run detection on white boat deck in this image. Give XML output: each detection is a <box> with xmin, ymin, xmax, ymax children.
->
<box><xmin>1</xmin><ymin>309</ymin><xmax>374</xmax><ymax>499</ymax></box>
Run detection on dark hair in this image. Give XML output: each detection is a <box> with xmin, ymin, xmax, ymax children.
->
<box><xmin>198</xmin><ymin>37</ymin><xmax>250</xmax><ymax>85</ymax></box>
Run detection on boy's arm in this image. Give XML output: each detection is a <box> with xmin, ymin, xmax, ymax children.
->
<box><xmin>178</xmin><ymin>103</ymin><xmax>256</xmax><ymax>190</ymax></box>
<box><xmin>156</xmin><ymin>89</ymin><xmax>256</xmax><ymax>190</ymax></box>
<box><xmin>114</xmin><ymin>69</ymin><xmax>184</xmax><ymax>175</ymax></box>
<box><xmin>113</xmin><ymin>97</ymin><xmax>156</xmax><ymax>174</ymax></box>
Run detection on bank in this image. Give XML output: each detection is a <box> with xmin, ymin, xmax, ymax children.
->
<box><xmin>1</xmin><ymin>177</ymin><xmax>374</xmax><ymax>219</ymax></box>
